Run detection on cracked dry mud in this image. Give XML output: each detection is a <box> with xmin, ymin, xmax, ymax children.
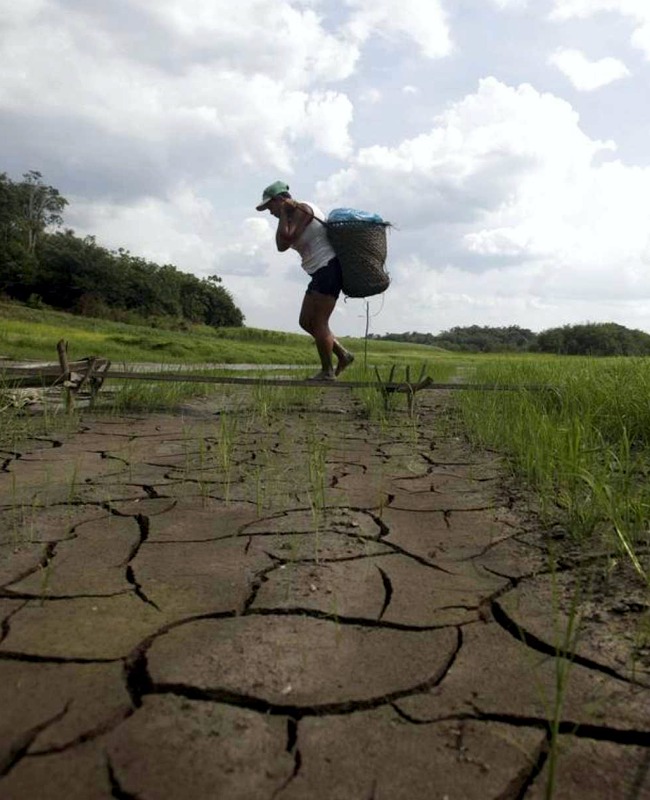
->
<box><xmin>0</xmin><ymin>390</ymin><xmax>649</xmax><ymax>799</ymax></box>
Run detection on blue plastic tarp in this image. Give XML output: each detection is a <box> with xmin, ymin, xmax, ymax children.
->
<box><xmin>327</xmin><ymin>207</ymin><xmax>384</xmax><ymax>224</ymax></box>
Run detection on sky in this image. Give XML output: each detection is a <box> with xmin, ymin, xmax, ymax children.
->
<box><xmin>2</xmin><ymin>0</ymin><xmax>650</xmax><ymax>337</ymax></box>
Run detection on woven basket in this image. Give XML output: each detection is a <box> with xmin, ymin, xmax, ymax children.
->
<box><xmin>326</xmin><ymin>220</ymin><xmax>390</xmax><ymax>298</ymax></box>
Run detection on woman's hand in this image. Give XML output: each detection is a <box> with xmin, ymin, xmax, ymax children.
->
<box><xmin>276</xmin><ymin>201</ymin><xmax>312</xmax><ymax>252</ymax></box>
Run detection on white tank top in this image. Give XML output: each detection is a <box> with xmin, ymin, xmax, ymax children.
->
<box><xmin>291</xmin><ymin>203</ymin><xmax>337</xmax><ymax>275</ymax></box>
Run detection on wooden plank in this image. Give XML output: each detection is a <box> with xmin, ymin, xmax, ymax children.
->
<box><xmin>1</xmin><ymin>368</ymin><xmax>552</xmax><ymax>392</ymax></box>
<box><xmin>1</xmin><ymin>361</ymin><xmax>101</xmax><ymax>377</ymax></box>
<box><xmin>103</xmin><ymin>371</ymin><xmax>435</xmax><ymax>391</ymax></box>
<box><xmin>1</xmin><ymin>356</ymin><xmax>112</xmax><ymax>393</ymax></box>
<box><xmin>92</xmin><ymin>372</ymin><xmax>553</xmax><ymax>392</ymax></box>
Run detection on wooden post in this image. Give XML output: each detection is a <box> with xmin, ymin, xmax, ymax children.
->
<box><xmin>374</xmin><ymin>365</ymin><xmax>389</xmax><ymax>411</ymax></box>
<box><xmin>56</xmin><ymin>339</ymin><xmax>73</xmax><ymax>411</ymax></box>
<box><xmin>75</xmin><ymin>356</ymin><xmax>96</xmax><ymax>394</ymax></box>
<box><xmin>403</xmin><ymin>365</ymin><xmax>412</xmax><ymax>416</ymax></box>
<box><xmin>56</xmin><ymin>339</ymin><xmax>70</xmax><ymax>377</ymax></box>
<box><xmin>88</xmin><ymin>359</ymin><xmax>111</xmax><ymax>407</ymax></box>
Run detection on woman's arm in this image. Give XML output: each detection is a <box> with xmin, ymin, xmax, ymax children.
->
<box><xmin>276</xmin><ymin>201</ymin><xmax>313</xmax><ymax>252</ymax></box>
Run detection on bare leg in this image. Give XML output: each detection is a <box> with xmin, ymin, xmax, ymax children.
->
<box><xmin>299</xmin><ymin>291</ymin><xmax>337</xmax><ymax>376</ymax></box>
<box><xmin>335</xmin><ymin>346</ymin><xmax>355</xmax><ymax>376</ymax></box>
<box><xmin>332</xmin><ymin>339</ymin><xmax>346</xmax><ymax>360</ymax></box>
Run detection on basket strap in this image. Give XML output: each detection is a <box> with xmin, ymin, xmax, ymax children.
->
<box><xmin>295</xmin><ymin>202</ymin><xmax>328</xmax><ymax>229</ymax></box>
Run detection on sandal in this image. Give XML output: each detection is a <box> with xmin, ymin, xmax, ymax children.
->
<box><xmin>335</xmin><ymin>351</ymin><xmax>355</xmax><ymax>376</ymax></box>
<box><xmin>307</xmin><ymin>370</ymin><xmax>335</xmax><ymax>382</ymax></box>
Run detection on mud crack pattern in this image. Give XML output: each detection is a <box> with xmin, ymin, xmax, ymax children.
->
<box><xmin>0</xmin><ymin>392</ymin><xmax>648</xmax><ymax>799</ymax></box>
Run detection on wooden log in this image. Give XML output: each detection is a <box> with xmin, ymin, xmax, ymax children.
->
<box><xmin>0</xmin><ymin>355</ymin><xmax>112</xmax><ymax>403</ymax></box>
<box><xmin>56</xmin><ymin>339</ymin><xmax>70</xmax><ymax>379</ymax></box>
<box><xmin>1</xmin><ymin>365</ymin><xmax>554</xmax><ymax>393</ymax></box>
<box><xmin>100</xmin><ymin>371</ymin><xmax>442</xmax><ymax>391</ymax></box>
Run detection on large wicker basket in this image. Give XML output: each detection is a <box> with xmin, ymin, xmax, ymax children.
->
<box><xmin>325</xmin><ymin>220</ymin><xmax>391</xmax><ymax>298</ymax></box>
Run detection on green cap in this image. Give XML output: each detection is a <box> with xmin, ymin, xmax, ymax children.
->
<box><xmin>256</xmin><ymin>180</ymin><xmax>290</xmax><ymax>211</ymax></box>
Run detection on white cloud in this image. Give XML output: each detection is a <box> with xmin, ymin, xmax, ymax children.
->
<box><xmin>631</xmin><ymin>21</ymin><xmax>650</xmax><ymax>56</ymax></box>
<box><xmin>372</xmin><ymin>254</ymin><xmax>650</xmax><ymax>334</ymax></box>
<box><xmin>0</xmin><ymin>0</ymin><xmax>459</xmax><ymax>197</ymax></box>
<box><xmin>319</xmin><ymin>78</ymin><xmax>614</xmax><ymax>226</ymax></box>
<box><xmin>66</xmin><ymin>188</ymin><xmax>224</xmax><ymax>273</ymax></box>
<box><xmin>464</xmin><ymin>227</ymin><xmax>533</xmax><ymax>257</ymax></box>
<box><xmin>139</xmin><ymin>0</ymin><xmax>360</xmax><ymax>86</ymax></box>
<box><xmin>4</xmin><ymin>1</ymin><xmax>650</xmax><ymax>337</ymax></box>
<box><xmin>359</xmin><ymin>88</ymin><xmax>383</xmax><ymax>104</ymax></box>
<box><xmin>345</xmin><ymin>0</ymin><xmax>453</xmax><ymax>59</ymax></box>
<box><xmin>66</xmin><ymin>187</ymin><xmax>290</xmax><ymax>286</ymax></box>
<box><xmin>298</xmin><ymin>91</ymin><xmax>354</xmax><ymax>159</ymax></box>
<box><xmin>549</xmin><ymin>0</ymin><xmax>643</xmax><ymax>19</ymax></box>
<box><xmin>549</xmin><ymin>1</ymin><xmax>650</xmax><ymax>58</ymax></box>
<box><xmin>0</xmin><ymin>4</ymin><xmax>355</xmax><ymax>178</ymax></box>
<box><xmin>490</xmin><ymin>0</ymin><xmax>529</xmax><ymax>9</ymax></box>
<box><xmin>549</xmin><ymin>48</ymin><xmax>630</xmax><ymax>90</ymax></box>
<box><xmin>0</xmin><ymin>0</ymin><xmax>47</xmax><ymax>24</ymax></box>
<box><xmin>315</xmin><ymin>78</ymin><xmax>650</xmax><ymax>333</ymax></box>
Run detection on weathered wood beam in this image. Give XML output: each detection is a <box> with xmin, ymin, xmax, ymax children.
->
<box><xmin>1</xmin><ymin>367</ymin><xmax>552</xmax><ymax>392</ymax></box>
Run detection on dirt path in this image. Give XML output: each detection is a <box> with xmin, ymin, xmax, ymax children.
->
<box><xmin>0</xmin><ymin>390</ymin><xmax>648</xmax><ymax>799</ymax></box>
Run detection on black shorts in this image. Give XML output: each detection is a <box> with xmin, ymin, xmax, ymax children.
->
<box><xmin>306</xmin><ymin>257</ymin><xmax>343</xmax><ymax>299</ymax></box>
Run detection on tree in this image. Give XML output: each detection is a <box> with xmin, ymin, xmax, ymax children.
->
<box><xmin>203</xmin><ymin>279</ymin><xmax>244</xmax><ymax>327</ymax></box>
<box><xmin>35</xmin><ymin>231</ymin><xmax>117</xmax><ymax>308</ymax></box>
<box><xmin>0</xmin><ymin>173</ymin><xmax>38</xmax><ymax>297</ymax></box>
<box><xmin>378</xmin><ymin>325</ymin><xmax>538</xmax><ymax>353</ymax></box>
<box><xmin>537</xmin><ymin>323</ymin><xmax>650</xmax><ymax>356</ymax></box>
<box><xmin>0</xmin><ymin>173</ymin><xmax>17</xmax><ymax>242</ymax></box>
<box><xmin>17</xmin><ymin>171</ymin><xmax>68</xmax><ymax>254</ymax></box>
<box><xmin>0</xmin><ymin>170</ymin><xmax>245</xmax><ymax>329</ymax></box>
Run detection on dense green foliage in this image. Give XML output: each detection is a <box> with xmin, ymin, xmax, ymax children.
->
<box><xmin>0</xmin><ymin>172</ymin><xmax>244</xmax><ymax>328</ymax></box>
<box><xmin>537</xmin><ymin>322</ymin><xmax>650</xmax><ymax>356</ymax></box>
<box><xmin>377</xmin><ymin>325</ymin><xmax>537</xmax><ymax>352</ymax></box>
<box><xmin>377</xmin><ymin>322</ymin><xmax>650</xmax><ymax>356</ymax></box>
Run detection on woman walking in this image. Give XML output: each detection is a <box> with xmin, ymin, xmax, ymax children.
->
<box><xmin>256</xmin><ymin>181</ymin><xmax>354</xmax><ymax>381</ymax></box>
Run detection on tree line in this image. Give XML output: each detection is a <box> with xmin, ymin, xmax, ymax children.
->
<box><xmin>376</xmin><ymin>325</ymin><xmax>537</xmax><ymax>353</ymax></box>
<box><xmin>375</xmin><ymin>323</ymin><xmax>650</xmax><ymax>356</ymax></box>
<box><xmin>0</xmin><ymin>171</ymin><xmax>244</xmax><ymax>328</ymax></box>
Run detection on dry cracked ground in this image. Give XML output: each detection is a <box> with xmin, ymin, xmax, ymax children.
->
<box><xmin>0</xmin><ymin>388</ymin><xmax>649</xmax><ymax>799</ymax></box>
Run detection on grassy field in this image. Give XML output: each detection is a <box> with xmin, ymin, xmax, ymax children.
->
<box><xmin>0</xmin><ymin>300</ymin><xmax>449</xmax><ymax>367</ymax></box>
<box><xmin>2</xmin><ymin>300</ymin><xmax>649</xmax><ymax>582</ymax></box>
<box><xmin>3</xmin><ymin>302</ymin><xmax>648</xmax><ymax>799</ymax></box>
<box><xmin>457</xmin><ymin>356</ymin><xmax>650</xmax><ymax>582</ymax></box>
<box><xmin>0</xmin><ymin>299</ymin><xmax>460</xmax><ymax>441</ymax></box>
